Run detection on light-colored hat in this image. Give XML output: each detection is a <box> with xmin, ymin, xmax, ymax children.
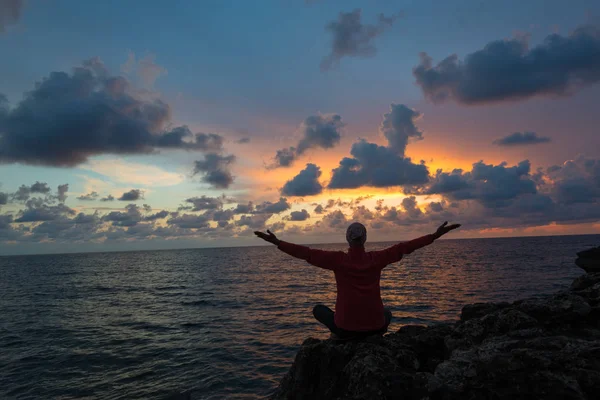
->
<box><xmin>346</xmin><ymin>222</ymin><xmax>367</xmax><ymax>246</ymax></box>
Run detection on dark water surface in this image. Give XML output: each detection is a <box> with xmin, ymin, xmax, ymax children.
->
<box><xmin>1</xmin><ymin>235</ymin><xmax>598</xmax><ymax>399</ymax></box>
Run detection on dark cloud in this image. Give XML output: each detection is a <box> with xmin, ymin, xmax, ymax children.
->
<box><xmin>0</xmin><ymin>191</ymin><xmax>7</xmax><ymax>205</ymax></box>
<box><xmin>328</xmin><ymin>104</ymin><xmax>429</xmax><ymax>189</ymax></box>
<box><xmin>288</xmin><ymin>209</ymin><xmax>310</xmax><ymax>221</ymax></box>
<box><xmin>11</xmin><ymin>181</ymin><xmax>52</xmax><ymax>201</ymax></box>
<box><xmin>424</xmin><ymin>160</ymin><xmax>538</xmax><ymax>208</ymax></box>
<box><xmin>57</xmin><ymin>184</ymin><xmax>69</xmax><ymax>203</ymax></box>
<box><xmin>493</xmin><ymin>132</ymin><xmax>551</xmax><ymax>146</ymax></box>
<box><xmin>321</xmin><ymin>210</ymin><xmax>347</xmax><ymax>228</ymax></box>
<box><xmin>0</xmin><ymin>58</ymin><xmax>227</xmax><ymax>167</ymax></box>
<box><xmin>167</xmin><ymin>213</ymin><xmax>211</xmax><ymax>229</ymax></box>
<box><xmin>380</xmin><ymin>104</ymin><xmax>423</xmax><ymax>154</ymax></box>
<box><xmin>0</xmin><ymin>0</ymin><xmax>24</xmax><ymax>33</ymax></box>
<box><xmin>154</xmin><ymin>126</ymin><xmax>224</xmax><ymax>152</ymax></box>
<box><xmin>413</xmin><ymin>25</ymin><xmax>600</xmax><ymax>105</ymax></box>
<box><xmin>269</xmin><ymin>114</ymin><xmax>344</xmax><ymax>168</ymax></box>
<box><xmin>321</xmin><ymin>9</ymin><xmax>401</xmax><ymax>70</ymax></box>
<box><xmin>118</xmin><ymin>189</ymin><xmax>144</xmax><ymax>201</ymax></box>
<box><xmin>103</xmin><ymin>204</ymin><xmax>143</xmax><ymax>227</ymax></box>
<box><xmin>328</xmin><ymin>140</ymin><xmax>429</xmax><ymax>189</ymax></box>
<box><xmin>236</xmin><ymin>137</ymin><xmax>251</xmax><ymax>144</ymax></box>
<box><xmin>210</xmin><ymin>209</ymin><xmax>235</xmax><ymax>222</ymax></box>
<box><xmin>235</xmin><ymin>214</ymin><xmax>272</xmax><ymax>229</ymax></box>
<box><xmin>282</xmin><ymin>163</ymin><xmax>324</xmax><ymax>196</ymax></box>
<box><xmin>193</xmin><ymin>153</ymin><xmax>236</xmax><ymax>189</ymax></box>
<box><xmin>100</xmin><ymin>195</ymin><xmax>115</xmax><ymax>202</ymax></box>
<box><xmin>77</xmin><ymin>191</ymin><xmax>99</xmax><ymax>201</ymax></box>
<box><xmin>30</xmin><ymin>182</ymin><xmax>51</xmax><ymax>194</ymax></box>
<box><xmin>254</xmin><ymin>197</ymin><xmax>290</xmax><ymax>214</ymax></box>
<box><xmin>314</xmin><ymin>204</ymin><xmax>324</xmax><ymax>214</ymax></box>
<box><xmin>14</xmin><ymin>199</ymin><xmax>76</xmax><ymax>223</ymax></box>
<box><xmin>272</xmin><ymin>148</ymin><xmax>297</xmax><ymax>168</ymax></box>
<box><xmin>144</xmin><ymin>210</ymin><xmax>170</xmax><ymax>221</ymax></box>
<box><xmin>184</xmin><ymin>195</ymin><xmax>223</xmax><ymax>211</ymax></box>
<box><xmin>546</xmin><ymin>156</ymin><xmax>600</xmax><ymax>205</ymax></box>
<box><xmin>234</xmin><ymin>202</ymin><xmax>254</xmax><ymax>214</ymax></box>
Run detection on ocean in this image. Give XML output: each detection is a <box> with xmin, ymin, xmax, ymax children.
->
<box><xmin>1</xmin><ymin>235</ymin><xmax>598</xmax><ymax>399</ymax></box>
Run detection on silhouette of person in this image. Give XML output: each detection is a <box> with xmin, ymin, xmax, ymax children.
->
<box><xmin>255</xmin><ymin>221</ymin><xmax>460</xmax><ymax>339</ymax></box>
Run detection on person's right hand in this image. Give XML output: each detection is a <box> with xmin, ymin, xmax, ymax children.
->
<box><xmin>434</xmin><ymin>221</ymin><xmax>461</xmax><ymax>239</ymax></box>
<box><xmin>254</xmin><ymin>229</ymin><xmax>281</xmax><ymax>245</ymax></box>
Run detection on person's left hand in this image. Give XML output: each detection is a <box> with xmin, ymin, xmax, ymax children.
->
<box><xmin>434</xmin><ymin>221</ymin><xmax>461</xmax><ymax>239</ymax></box>
<box><xmin>254</xmin><ymin>229</ymin><xmax>280</xmax><ymax>245</ymax></box>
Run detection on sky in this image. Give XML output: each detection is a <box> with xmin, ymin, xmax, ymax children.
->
<box><xmin>1</xmin><ymin>0</ymin><xmax>600</xmax><ymax>255</ymax></box>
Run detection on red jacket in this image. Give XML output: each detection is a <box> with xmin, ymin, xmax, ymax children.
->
<box><xmin>277</xmin><ymin>234</ymin><xmax>436</xmax><ymax>331</ymax></box>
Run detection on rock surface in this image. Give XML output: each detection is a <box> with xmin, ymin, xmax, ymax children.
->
<box><xmin>270</xmin><ymin>273</ymin><xmax>600</xmax><ymax>400</ymax></box>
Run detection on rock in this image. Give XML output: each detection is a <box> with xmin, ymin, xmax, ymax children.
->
<box><xmin>460</xmin><ymin>301</ymin><xmax>510</xmax><ymax>322</ymax></box>
<box><xmin>271</xmin><ymin>273</ymin><xmax>600</xmax><ymax>399</ymax></box>
<box><xmin>575</xmin><ymin>247</ymin><xmax>600</xmax><ymax>272</ymax></box>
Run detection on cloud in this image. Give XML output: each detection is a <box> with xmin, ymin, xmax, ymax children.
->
<box><xmin>424</xmin><ymin>160</ymin><xmax>538</xmax><ymax>208</ymax></box>
<box><xmin>413</xmin><ymin>24</ymin><xmax>600</xmax><ymax>105</ymax></box>
<box><xmin>0</xmin><ymin>191</ymin><xmax>7</xmax><ymax>205</ymax></box>
<box><xmin>77</xmin><ymin>191</ymin><xmax>99</xmax><ymax>201</ymax></box>
<box><xmin>269</xmin><ymin>114</ymin><xmax>345</xmax><ymax>168</ymax></box>
<box><xmin>321</xmin><ymin>9</ymin><xmax>401</xmax><ymax>70</ymax></box>
<box><xmin>380</xmin><ymin>104</ymin><xmax>423</xmax><ymax>154</ymax></box>
<box><xmin>545</xmin><ymin>156</ymin><xmax>600</xmax><ymax>205</ymax></box>
<box><xmin>57</xmin><ymin>184</ymin><xmax>69</xmax><ymax>203</ymax></box>
<box><xmin>254</xmin><ymin>197</ymin><xmax>290</xmax><ymax>214</ymax></box>
<box><xmin>103</xmin><ymin>204</ymin><xmax>143</xmax><ymax>227</ymax></box>
<box><xmin>328</xmin><ymin>104</ymin><xmax>429</xmax><ymax>189</ymax></box>
<box><xmin>288</xmin><ymin>209</ymin><xmax>310</xmax><ymax>221</ymax></box>
<box><xmin>11</xmin><ymin>181</ymin><xmax>48</xmax><ymax>201</ymax></box>
<box><xmin>328</xmin><ymin>140</ymin><xmax>429</xmax><ymax>189</ymax></box>
<box><xmin>143</xmin><ymin>210</ymin><xmax>170</xmax><ymax>221</ymax></box>
<box><xmin>14</xmin><ymin>199</ymin><xmax>76</xmax><ymax>223</ymax></box>
<box><xmin>193</xmin><ymin>153</ymin><xmax>236</xmax><ymax>189</ymax></box>
<box><xmin>0</xmin><ymin>0</ymin><xmax>24</xmax><ymax>33</ymax></box>
<box><xmin>493</xmin><ymin>132</ymin><xmax>551</xmax><ymax>146</ymax></box>
<box><xmin>122</xmin><ymin>52</ymin><xmax>168</xmax><ymax>87</ymax></box>
<box><xmin>314</xmin><ymin>204</ymin><xmax>324</xmax><ymax>214</ymax></box>
<box><xmin>0</xmin><ymin>58</ymin><xmax>224</xmax><ymax>167</ymax></box>
<box><xmin>183</xmin><ymin>195</ymin><xmax>223</xmax><ymax>211</ymax></box>
<box><xmin>101</xmin><ymin>195</ymin><xmax>115</xmax><ymax>202</ymax></box>
<box><xmin>235</xmin><ymin>214</ymin><xmax>272</xmax><ymax>229</ymax></box>
<box><xmin>30</xmin><ymin>182</ymin><xmax>51</xmax><ymax>194</ymax></box>
<box><xmin>282</xmin><ymin>163</ymin><xmax>324</xmax><ymax>196</ymax></box>
<box><xmin>234</xmin><ymin>202</ymin><xmax>254</xmax><ymax>214</ymax></box>
<box><xmin>236</xmin><ymin>137</ymin><xmax>251</xmax><ymax>144</ymax></box>
<box><xmin>118</xmin><ymin>189</ymin><xmax>144</xmax><ymax>201</ymax></box>
<box><xmin>83</xmin><ymin>159</ymin><xmax>185</xmax><ymax>187</ymax></box>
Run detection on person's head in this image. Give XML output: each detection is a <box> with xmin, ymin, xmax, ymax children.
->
<box><xmin>346</xmin><ymin>222</ymin><xmax>367</xmax><ymax>247</ymax></box>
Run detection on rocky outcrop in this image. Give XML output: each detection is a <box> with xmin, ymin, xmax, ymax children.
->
<box><xmin>271</xmin><ymin>273</ymin><xmax>600</xmax><ymax>400</ymax></box>
<box><xmin>576</xmin><ymin>246</ymin><xmax>600</xmax><ymax>273</ymax></box>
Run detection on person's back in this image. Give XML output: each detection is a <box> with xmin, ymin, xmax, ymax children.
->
<box><xmin>255</xmin><ymin>221</ymin><xmax>460</xmax><ymax>338</ymax></box>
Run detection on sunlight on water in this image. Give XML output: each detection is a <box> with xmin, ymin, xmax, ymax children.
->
<box><xmin>1</xmin><ymin>235</ymin><xmax>597</xmax><ymax>399</ymax></box>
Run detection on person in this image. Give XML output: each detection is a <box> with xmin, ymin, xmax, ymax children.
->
<box><xmin>254</xmin><ymin>221</ymin><xmax>460</xmax><ymax>339</ymax></box>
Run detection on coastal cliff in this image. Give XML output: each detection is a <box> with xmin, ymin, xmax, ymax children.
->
<box><xmin>271</xmin><ymin>272</ymin><xmax>600</xmax><ymax>400</ymax></box>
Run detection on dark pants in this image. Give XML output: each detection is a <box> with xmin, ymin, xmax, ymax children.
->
<box><xmin>312</xmin><ymin>304</ymin><xmax>392</xmax><ymax>339</ymax></box>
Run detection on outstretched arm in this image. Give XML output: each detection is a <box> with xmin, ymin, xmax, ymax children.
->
<box><xmin>372</xmin><ymin>221</ymin><xmax>461</xmax><ymax>266</ymax></box>
<box><xmin>254</xmin><ymin>229</ymin><xmax>344</xmax><ymax>271</ymax></box>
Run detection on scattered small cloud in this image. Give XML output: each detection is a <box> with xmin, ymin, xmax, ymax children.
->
<box><xmin>77</xmin><ymin>192</ymin><xmax>100</xmax><ymax>201</ymax></box>
<box><xmin>192</xmin><ymin>153</ymin><xmax>236</xmax><ymax>189</ymax></box>
<box><xmin>268</xmin><ymin>114</ymin><xmax>344</xmax><ymax>168</ymax></box>
<box><xmin>321</xmin><ymin>8</ymin><xmax>401</xmax><ymax>70</ymax></box>
<box><xmin>118</xmin><ymin>189</ymin><xmax>144</xmax><ymax>201</ymax></box>
<box><xmin>493</xmin><ymin>132</ymin><xmax>551</xmax><ymax>146</ymax></box>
